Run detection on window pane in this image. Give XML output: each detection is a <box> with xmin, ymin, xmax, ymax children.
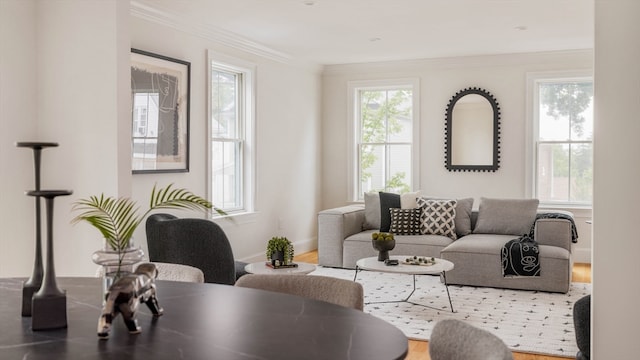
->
<box><xmin>538</xmin><ymin>82</ymin><xmax>593</xmax><ymax>141</ymax></box>
<box><xmin>570</xmin><ymin>143</ymin><xmax>593</xmax><ymax>203</ymax></box>
<box><xmin>360</xmin><ymin>90</ymin><xmax>386</xmax><ymax>143</ymax></box>
<box><xmin>386</xmin><ymin>89</ymin><xmax>412</xmax><ymax>143</ymax></box>
<box><xmin>211</xmin><ymin>70</ymin><xmax>238</xmax><ymax>139</ymax></box>
<box><xmin>387</xmin><ymin>144</ymin><xmax>411</xmax><ymax>193</ymax></box>
<box><xmin>360</xmin><ymin>144</ymin><xmax>384</xmax><ymax>193</ymax></box>
<box><xmin>537</xmin><ymin>143</ymin><xmax>569</xmax><ymax>202</ymax></box>
<box><xmin>212</xmin><ymin>141</ymin><xmax>242</xmax><ymax>210</ymax></box>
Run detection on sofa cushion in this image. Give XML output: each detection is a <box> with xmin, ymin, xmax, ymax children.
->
<box><xmin>379</xmin><ymin>192</ymin><xmax>401</xmax><ymax>232</ymax></box>
<box><xmin>416</xmin><ymin>198</ymin><xmax>457</xmax><ymax>240</ymax></box>
<box><xmin>363</xmin><ymin>192</ymin><xmax>381</xmax><ymax>230</ymax></box>
<box><xmin>473</xmin><ymin>198</ymin><xmax>539</xmax><ymax>236</ymax></box>
<box><xmin>400</xmin><ymin>190</ymin><xmax>421</xmax><ymax>209</ymax></box>
<box><xmin>389</xmin><ymin>208</ymin><xmax>421</xmax><ymax>235</ymax></box>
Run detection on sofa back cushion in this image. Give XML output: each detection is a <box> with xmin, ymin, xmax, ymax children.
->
<box><xmin>473</xmin><ymin>198</ymin><xmax>539</xmax><ymax>236</ymax></box>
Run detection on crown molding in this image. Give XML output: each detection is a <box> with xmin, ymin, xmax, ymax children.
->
<box><xmin>130</xmin><ymin>1</ymin><xmax>295</xmax><ymax>65</ymax></box>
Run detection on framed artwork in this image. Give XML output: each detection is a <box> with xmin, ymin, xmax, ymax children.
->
<box><xmin>131</xmin><ymin>49</ymin><xmax>190</xmax><ymax>173</ymax></box>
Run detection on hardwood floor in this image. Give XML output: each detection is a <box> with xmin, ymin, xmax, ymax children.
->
<box><xmin>294</xmin><ymin>251</ymin><xmax>592</xmax><ymax>360</ymax></box>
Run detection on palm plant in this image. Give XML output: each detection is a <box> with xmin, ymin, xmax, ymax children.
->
<box><xmin>72</xmin><ymin>183</ymin><xmax>222</xmax><ymax>253</ymax></box>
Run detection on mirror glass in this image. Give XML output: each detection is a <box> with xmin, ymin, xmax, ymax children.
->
<box><xmin>445</xmin><ymin>88</ymin><xmax>500</xmax><ymax>172</ymax></box>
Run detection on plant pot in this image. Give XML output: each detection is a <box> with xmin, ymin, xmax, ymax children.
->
<box><xmin>92</xmin><ymin>240</ymin><xmax>145</xmax><ymax>298</ymax></box>
<box><xmin>270</xmin><ymin>250</ymin><xmax>285</xmax><ymax>265</ymax></box>
<box><xmin>372</xmin><ymin>239</ymin><xmax>396</xmax><ymax>261</ymax></box>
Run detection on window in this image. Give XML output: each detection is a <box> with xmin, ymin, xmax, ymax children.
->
<box><xmin>349</xmin><ymin>79</ymin><xmax>419</xmax><ymax>201</ymax></box>
<box><xmin>208</xmin><ymin>53</ymin><xmax>255</xmax><ymax>214</ymax></box>
<box><xmin>531</xmin><ymin>74</ymin><xmax>593</xmax><ymax>206</ymax></box>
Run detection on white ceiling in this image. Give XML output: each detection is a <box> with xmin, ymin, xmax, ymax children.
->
<box><xmin>132</xmin><ymin>0</ymin><xmax>594</xmax><ymax>65</ymax></box>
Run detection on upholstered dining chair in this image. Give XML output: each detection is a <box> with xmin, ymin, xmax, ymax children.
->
<box><xmin>145</xmin><ymin>213</ymin><xmax>248</xmax><ymax>285</ymax></box>
<box><xmin>234</xmin><ymin>274</ymin><xmax>364</xmax><ymax>310</ymax></box>
<box><xmin>429</xmin><ymin>319</ymin><xmax>513</xmax><ymax>360</ymax></box>
<box><xmin>95</xmin><ymin>262</ymin><xmax>205</xmax><ymax>283</ymax></box>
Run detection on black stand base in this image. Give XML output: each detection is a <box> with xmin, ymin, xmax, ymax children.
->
<box><xmin>21</xmin><ymin>283</ymin><xmax>41</xmax><ymax>317</ymax></box>
<box><xmin>32</xmin><ymin>293</ymin><xmax>67</xmax><ymax>330</ymax></box>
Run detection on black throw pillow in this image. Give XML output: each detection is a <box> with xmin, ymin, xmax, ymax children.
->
<box><xmin>379</xmin><ymin>192</ymin><xmax>401</xmax><ymax>232</ymax></box>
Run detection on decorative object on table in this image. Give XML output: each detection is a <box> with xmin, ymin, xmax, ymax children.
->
<box><xmin>26</xmin><ymin>189</ymin><xmax>73</xmax><ymax>331</ymax></box>
<box><xmin>265</xmin><ymin>262</ymin><xmax>299</xmax><ymax>269</ymax></box>
<box><xmin>72</xmin><ymin>183</ymin><xmax>218</xmax><ymax>295</ymax></box>
<box><xmin>131</xmin><ymin>49</ymin><xmax>190</xmax><ymax>174</ymax></box>
<box><xmin>265</xmin><ymin>236</ymin><xmax>294</xmax><ymax>265</ymax></box>
<box><xmin>371</xmin><ymin>232</ymin><xmax>395</xmax><ymax>261</ymax></box>
<box><xmin>97</xmin><ymin>263</ymin><xmax>163</xmax><ymax>339</ymax></box>
<box><xmin>404</xmin><ymin>256</ymin><xmax>436</xmax><ymax>266</ymax></box>
<box><xmin>15</xmin><ymin>141</ymin><xmax>59</xmax><ymax>317</ymax></box>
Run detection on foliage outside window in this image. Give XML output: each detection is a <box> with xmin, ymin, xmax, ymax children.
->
<box><xmin>209</xmin><ymin>55</ymin><xmax>255</xmax><ymax>214</ymax></box>
<box><xmin>535</xmin><ymin>78</ymin><xmax>593</xmax><ymax>206</ymax></box>
<box><xmin>354</xmin><ymin>83</ymin><xmax>415</xmax><ymax>200</ymax></box>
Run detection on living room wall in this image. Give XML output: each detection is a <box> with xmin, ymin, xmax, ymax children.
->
<box><xmin>321</xmin><ymin>50</ymin><xmax>594</xmax><ymax>263</ymax></box>
<box><xmin>129</xmin><ymin>15</ymin><xmax>323</xmax><ymax>263</ymax></box>
<box><xmin>0</xmin><ymin>0</ymin><xmax>322</xmax><ymax>277</ymax></box>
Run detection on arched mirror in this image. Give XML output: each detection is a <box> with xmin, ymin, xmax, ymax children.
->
<box><xmin>445</xmin><ymin>87</ymin><xmax>501</xmax><ymax>172</ymax></box>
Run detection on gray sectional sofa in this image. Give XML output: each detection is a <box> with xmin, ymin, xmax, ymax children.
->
<box><xmin>318</xmin><ymin>197</ymin><xmax>576</xmax><ymax>293</ymax></box>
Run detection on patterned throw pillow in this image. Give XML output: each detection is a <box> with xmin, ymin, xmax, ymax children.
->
<box><xmin>389</xmin><ymin>208</ymin><xmax>421</xmax><ymax>235</ymax></box>
<box><xmin>416</xmin><ymin>198</ymin><xmax>458</xmax><ymax>240</ymax></box>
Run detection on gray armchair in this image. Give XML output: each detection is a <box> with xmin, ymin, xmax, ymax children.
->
<box><xmin>145</xmin><ymin>213</ymin><xmax>248</xmax><ymax>285</ymax></box>
<box><xmin>573</xmin><ymin>295</ymin><xmax>591</xmax><ymax>360</ymax></box>
<box><xmin>235</xmin><ymin>274</ymin><xmax>364</xmax><ymax>310</ymax></box>
<box><xmin>429</xmin><ymin>319</ymin><xmax>513</xmax><ymax>360</ymax></box>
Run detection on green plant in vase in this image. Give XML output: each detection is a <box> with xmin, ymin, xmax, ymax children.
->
<box><xmin>265</xmin><ymin>236</ymin><xmax>294</xmax><ymax>265</ymax></box>
<box><xmin>72</xmin><ymin>183</ymin><xmax>222</xmax><ymax>283</ymax></box>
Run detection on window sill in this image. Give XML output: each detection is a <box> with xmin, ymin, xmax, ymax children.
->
<box><xmin>212</xmin><ymin>211</ymin><xmax>259</xmax><ymax>227</ymax></box>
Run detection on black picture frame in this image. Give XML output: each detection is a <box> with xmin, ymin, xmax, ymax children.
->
<box><xmin>131</xmin><ymin>49</ymin><xmax>190</xmax><ymax>174</ymax></box>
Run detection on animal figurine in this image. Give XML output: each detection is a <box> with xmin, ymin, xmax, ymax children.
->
<box><xmin>97</xmin><ymin>263</ymin><xmax>163</xmax><ymax>339</ymax></box>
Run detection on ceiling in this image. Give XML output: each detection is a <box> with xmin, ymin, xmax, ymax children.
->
<box><xmin>132</xmin><ymin>0</ymin><xmax>594</xmax><ymax>65</ymax></box>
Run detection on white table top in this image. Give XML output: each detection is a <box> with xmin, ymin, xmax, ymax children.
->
<box><xmin>244</xmin><ymin>261</ymin><xmax>317</xmax><ymax>275</ymax></box>
<box><xmin>356</xmin><ymin>255</ymin><xmax>454</xmax><ymax>275</ymax></box>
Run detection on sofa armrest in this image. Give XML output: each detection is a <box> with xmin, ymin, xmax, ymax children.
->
<box><xmin>534</xmin><ymin>211</ymin><xmax>574</xmax><ymax>252</ymax></box>
<box><xmin>318</xmin><ymin>205</ymin><xmax>366</xmax><ymax>268</ymax></box>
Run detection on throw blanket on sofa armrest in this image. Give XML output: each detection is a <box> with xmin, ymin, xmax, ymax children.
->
<box><xmin>530</xmin><ymin>212</ymin><xmax>579</xmax><ymax>243</ymax></box>
<box><xmin>502</xmin><ymin>234</ymin><xmax>540</xmax><ymax>277</ymax></box>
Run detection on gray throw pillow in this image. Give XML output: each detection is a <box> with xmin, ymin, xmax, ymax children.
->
<box><xmin>473</xmin><ymin>197</ymin><xmax>540</xmax><ymax>236</ymax></box>
<box><xmin>363</xmin><ymin>192</ymin><xmax>381</xmax><ymax>230</ymax></box>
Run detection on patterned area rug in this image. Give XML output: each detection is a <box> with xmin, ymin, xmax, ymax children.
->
<box><xmin>311</xmin><ymin>266</ymin><xmax>591</xmax><ymax>358</ymax></box>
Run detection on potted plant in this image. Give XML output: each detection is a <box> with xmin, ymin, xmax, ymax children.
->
<box><xmin>265</xmin><ymin>236</ymin><xmax>294</xmax><ymax>265</ymax></box>
<box><xmin>72</xmin><ymin>183</ymin><xmax>222</xmax><ymax>285</ymax></box>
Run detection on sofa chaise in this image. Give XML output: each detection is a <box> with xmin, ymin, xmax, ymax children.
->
<box><xmin>318</xmin><ymin>195</ymin><xmax>576</xmax><ymax>293</ymax></box>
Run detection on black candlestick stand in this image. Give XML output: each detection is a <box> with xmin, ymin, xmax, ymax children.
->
<box><xmin>16</xmin><ymin>141</ymin><xmax>59</xmax><ymax>317</ymax></box>
<box><xmin>26</xmin><ymin>190</ymin><xmax>73</xmax><ymax>331</ymax></box>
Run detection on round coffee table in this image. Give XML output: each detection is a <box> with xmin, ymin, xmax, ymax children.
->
<box><xmin>244</xmin><ymin>261</ymin><xmax>317</xmax><ymax>275</ymax></box>
<box><xmin>355</xmin><ymin>255</ymin><xmax>455</xmax><ymax>312</ymax></box>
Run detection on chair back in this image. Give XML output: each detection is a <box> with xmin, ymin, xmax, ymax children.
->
<box><xmin>429</xmin><ymin>319</ymin><xmax>513</xmax><ymax>360</ymax></box>
<box><xmin>95</xmin><ymin>262</ymin><xmax>205</xmax><ymax>283</ymax></box>
<box><xmin>146</xmin><ymin>214</ymin><xmax>236</xmax><ymax>285</ymax></box>
<box><xmin>235</xmin><ymin>274</ymin><xmax>364</xmax><ymax>311</ymax></box>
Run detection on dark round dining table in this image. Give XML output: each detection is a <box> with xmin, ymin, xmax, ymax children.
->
<box><xmin>0</xmin><ymin>277</ymin><xmax>408</xmax><ymax>359</ymax></box>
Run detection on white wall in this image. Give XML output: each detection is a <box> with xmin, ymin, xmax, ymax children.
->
<box><xmin>322</xmin><ymin>51</ymin><xmax>594</xmax><ymax>262</ymax></box>
<box><xmin>593</xmin><ymin>0</ymin><xmax>640</xmax><ymax>358</ymax></box>
<box><xmin>1</xmin><ymin>0</ymin><xmax>131</xmax><ymax>277</ymax></box>
<box><xmin>129</xmin><ymin>16</ymin><xmax>322</xmax><ymax>263</ymax></box>
<box><xmin>0</xmin><ymin>0</ymin><xmax>322</xmax><ymax>277</ymax></box>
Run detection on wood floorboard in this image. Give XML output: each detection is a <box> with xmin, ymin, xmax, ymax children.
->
<box><xmin>294</xmin><ymin>250</ymin><xmax>592</xmax><ymax>360</ymax></box>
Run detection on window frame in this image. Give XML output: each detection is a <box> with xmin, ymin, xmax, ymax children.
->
<box><xmin>347</xmin><ymin>78</ymin><xmax>420</xmax><ymax>202</ymax></box>
<box><xmin>526</xmin><ymin>70</ymin><xmax>593</xmax><ymax>208</ymax></box>
<box><xmin>207</xmin><ymin>51</ymin><xmax>256</xmax><ymax>217</ymax></box>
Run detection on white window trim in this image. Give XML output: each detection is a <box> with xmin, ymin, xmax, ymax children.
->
<box><xmin>207</xmin><ymin>50</ymin><xmax>256</xmax><ymax>221</ymax></box>
<box><xmin>347</xmin><ymin>78</ymin><xmax>420</xmax><ymax>202</ymax></box>
<box><xmin>525</xmin><ymin>69</ymin><xmax>593</xmax><ymax>209</ymax></box>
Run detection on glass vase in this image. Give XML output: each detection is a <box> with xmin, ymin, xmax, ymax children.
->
<box><xmin>92</xmin><ymin>240</ymin><xmax>145</xmax><ymax>298</ymax></box>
